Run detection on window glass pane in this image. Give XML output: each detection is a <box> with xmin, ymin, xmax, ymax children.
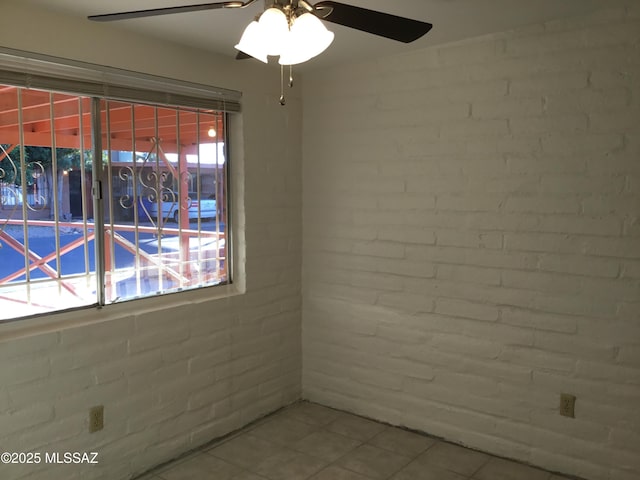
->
<box><xmin>0</xmin><ymin>86</ymin><xmax>96</xmax><ymax>320</ymax></box>
<box><xmin>101</xmin><ymin>100</ymin><xmax>228</xmax><ymax>304</ymax></box>
<box><xmin>0</xmin><ymin>80</ymin><xmax>230</xmax><ymax>321</ymax></box>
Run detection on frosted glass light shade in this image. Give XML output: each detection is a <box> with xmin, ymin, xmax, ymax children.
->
<box><xmin>235</xmin><ymin>21</ymin><xmax>268</xmax><ymax>63</ymax></box>
<box><xmin>258</xmin><ymin>7</ymin><xmax>290</xmax><ymax>56</ymax></box>
<box><xmin>278</xmin><ymin>13</ymin><xmax>334</xmax><ymax>65</ymax></box>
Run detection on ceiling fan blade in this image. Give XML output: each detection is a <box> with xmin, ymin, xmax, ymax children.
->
<box><xmin>88</xmin><ymin>1</ymin><xmax>253</xmax><ymax>22</ymax></box>
<box><xmin>312</xmin><ymin>1</ymin><xmax>432</xmax><ymax>43</ymax></box>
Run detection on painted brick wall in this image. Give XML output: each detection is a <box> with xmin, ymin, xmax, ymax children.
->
<box><xmin>302</xmin><ymin>5</ymin><xmax>640</xmax><ymax>480</ymax></box>
<box><xmin>0</xmin><ymin>4</ymin><xmax>302</xmax><ymax>480</ymax></box>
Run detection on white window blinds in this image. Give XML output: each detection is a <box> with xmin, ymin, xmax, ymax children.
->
<box><xmin>0</xmin><ymin>47</ymin><xmax>242</xmax><ymax>112</ymax></box>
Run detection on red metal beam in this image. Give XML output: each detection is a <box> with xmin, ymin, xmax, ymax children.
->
<box><xmin>0</xmin><ymin>230</ymin><xmax>80</xmax><ymax>296</ymax></box>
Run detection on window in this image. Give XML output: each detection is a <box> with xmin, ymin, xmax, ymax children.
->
<box><xmin>0</xmin><ymin>51</ymin><xmax>239</xmax><ymax>321</ymax></box>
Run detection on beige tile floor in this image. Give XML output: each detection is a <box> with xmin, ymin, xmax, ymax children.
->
<box><xmin>136</xmin><ymin>402</ymin><xmax>573</xmax><ymax>480</ymax></box>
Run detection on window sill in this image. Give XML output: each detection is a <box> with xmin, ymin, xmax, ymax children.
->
<box><xmin>0</xmin><ymin>283</ymin><xmax>244</xmax><ymax>343</ymax></box>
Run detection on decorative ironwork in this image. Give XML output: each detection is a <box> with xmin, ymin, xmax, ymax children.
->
<box><xmin>116</xmin><ymin>137</ymin><xmax>198</xmax><ymax>226</ymax></box>
<box><xmin>1</xmin><ymin>145</ymin><xmax>49</xmax><ymax>215</ymax></box>
<box><xmin>1</xmin><ymin>87</ymin><xmax>228</xmax><ymax>321</ymax></box>
<box><xmin>117</xmin><ymin>165</ymin><xmax>135</xmax><ymax>210</ymax></box>
<box><xmin>26</xmin><ymin>161</ymin><xmax>47</xmax><ymax>212</ymax></box>
<box><xmin>0</xmin><ymin>144</ymin><xmax>19</xmax><ymax>226</ymax></box>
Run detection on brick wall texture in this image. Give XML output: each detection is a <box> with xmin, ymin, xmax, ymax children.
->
<box><xmin>0</xmin><ymin>5</ymin><xmax>303</xmax><ymax>480</ymax></box>
<box><xmin>302</xmin><ymin>6</ymin><xmax>640</xmax><ymax>480</ymax></box>
<box><xmin>1</xmin><ymin>3</ymin><xmax>639</xmax><ymax>480</ymax></box>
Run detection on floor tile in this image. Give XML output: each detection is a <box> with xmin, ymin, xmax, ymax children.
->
<box><xmin>310</xmin><ymin>465</ymin><xmax>375</xmax><ymax>480</ymax></box>
<box><xmin>251</xmin><ymin>448</ymin><xmax>328</xmax><ymax>480</ymax></box>
<box><xmin>368</xmin><ymin>426</ymin><xmax>436</xmax><ymax>457</ymax></box>
<box><xmin>392</xmin><ymin>460</ymin><xmax>468</xmax><ymax>480</ymax></box>
<box><xmin>326</xmin><ymin>412</ymin><xmax>387</xmax><ymax>441</ymax></box>
<box><xmin>294</xmin><ymin>430</ymin><xmax>362</xmax><ymax>462</ymax></box>
<box><xmin>249</xmin><ymin>416</ymin><xmax>320</xmax><ymax>447</ymax></box>
<box><xmin>157</xmin><ymin>452</ymin><xmax>242</xmax><ymax>480</ymax></box>
<box><xmin>208</xmin><ymin>434</ymin><xmax>285</xmax><ymax>470</ymax></box>
<box><xmin>474</xmin><ymin>457</ymin><xmax>552</xmax><ymax>480</ymax></box>
<box><xmin>284</xmin><ymin>402</ymin><xmax>342</xmax><ymax>426</ymax></box>
<box><xmin>416</xmin><ymin>441</ymin><xmax>490</xmax><ymax>476</ymax></box>
<box><xmin>335</xmin><ymin>444</ymin><xmax>413</xmax><ymax>480</ymax></box>
<box><xmin>133</xmin><ymin>404</ymin><xmax>567</xmax><ymax>480</ymax></box>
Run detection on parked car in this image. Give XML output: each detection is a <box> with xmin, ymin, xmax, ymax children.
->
<box><xmin>145</xmin><ymin>191</ymin><xmax>216</xmax><ymax>222</ymax></box>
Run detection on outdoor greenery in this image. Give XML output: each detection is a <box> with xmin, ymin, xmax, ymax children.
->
<box><xmin>0</xmin><ymin>145</ymin><xmax>91</xmax><ymax>186</ymax></box>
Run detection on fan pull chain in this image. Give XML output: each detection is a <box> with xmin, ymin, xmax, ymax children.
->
<box><xmin>279</xmin><ymin>65</ymin><xmax>294</xmax><ymax>106</ymax></box>
<box><xmin>280</xmin><ymin>65</ymin><xmax>286</xmax><ymax>106</ymax></box>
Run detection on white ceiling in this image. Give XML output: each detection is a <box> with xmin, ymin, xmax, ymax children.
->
<box><xmin>10</xmin><ymin>0</ymin><xmax>630</xmax><ymax>71</ymax></box>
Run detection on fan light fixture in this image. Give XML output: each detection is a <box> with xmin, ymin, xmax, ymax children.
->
<box><xmin>88</xmin><ymin>0</ymin><xmax>433</xmax><ymax>105</ymax></box>
<box><xmin>235</xmin><ymin>5</ymin><xmax>334</xmax><ymax>66</ymax></box>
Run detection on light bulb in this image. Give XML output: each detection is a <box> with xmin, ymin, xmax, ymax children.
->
<box><xmin>279</xmin><ymin>13</ymin><xmax>334</xmax><ymax>65</ymax></box>
<box><xmin>235</xmin><ymin>21</ymin><xmax>268</xmax><ymax>63</ymax></box>
<box><xmin>258</xmin><ymin>8</ymin><xmax>289</xmax><ymax>56</ymax></box>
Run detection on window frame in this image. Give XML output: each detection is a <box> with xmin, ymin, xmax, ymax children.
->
<box><xmin>0</xmin><ymin>49</ymin><xmax>240</xmax><ymax>323</ymax></box>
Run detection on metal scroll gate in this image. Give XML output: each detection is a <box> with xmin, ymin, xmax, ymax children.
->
<box><xmin>0</xmin><ymin>85</ymin><xmax>228</xmax><ymax>320</ymax></box>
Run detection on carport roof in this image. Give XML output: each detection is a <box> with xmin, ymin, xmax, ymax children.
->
<box><xmin>0</xmin><ymin>85</ymin><xmax>225</xmax><ymax>154</ymax></box>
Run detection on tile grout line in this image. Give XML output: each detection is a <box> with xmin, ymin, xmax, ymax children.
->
<box><xmin>136</xmin><ymin>400</ymin><xmax>582</xmax><ymax>480</ymax></box>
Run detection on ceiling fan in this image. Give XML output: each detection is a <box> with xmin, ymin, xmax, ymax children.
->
<box><xmin>89</xmin><ymin>0</ymin><xmax>433</xmax><ymax>104</ymax></box>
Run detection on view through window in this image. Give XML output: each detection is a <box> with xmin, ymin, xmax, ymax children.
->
<box><xmin>0</xmin><ymin>85</ymin><xmax>229</xmax><ymax>321</ymax></box>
